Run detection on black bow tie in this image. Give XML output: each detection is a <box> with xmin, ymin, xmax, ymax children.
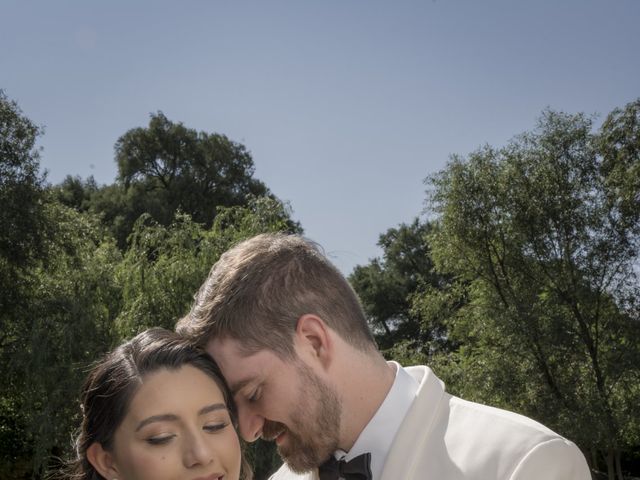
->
<box><xmin>318</xmin><ymin>452</ymin><xmax>372</xmax><ymax>480</ymax></box>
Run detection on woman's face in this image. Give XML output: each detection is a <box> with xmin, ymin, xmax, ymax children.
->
<box><xmin>107</xmin><ymin>365</ymin><xmax>241</xmax><ymax>480</ymax></box>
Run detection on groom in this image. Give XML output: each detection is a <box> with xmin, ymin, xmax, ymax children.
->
<box><xmin>177</xmin><ymin>233</ymin><xmax>590</xmax><ymax>480</ymax></box>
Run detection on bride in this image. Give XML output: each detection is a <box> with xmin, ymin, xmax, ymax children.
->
<box><xmin>59</xmin><ymin>328</ymin><xmax>251</xmax><ymax>480</ymax></box>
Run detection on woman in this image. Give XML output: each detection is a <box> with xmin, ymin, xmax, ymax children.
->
<box><xmin>61</xmin><ymin>328</ymin><xmax>250</xmax><ymax>480</ymax></box>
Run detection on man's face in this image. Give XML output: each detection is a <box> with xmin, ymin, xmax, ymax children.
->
<box><xmin>208</xmin><ymin>337</ymin><xmax>341</xmax><ymax>473</ymax></box>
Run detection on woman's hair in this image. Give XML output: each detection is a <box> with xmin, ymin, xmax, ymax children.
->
<box><xmin>60</xmin><ymin>327</ymin><xmax>250</xmax><ymax>480</ymax></box>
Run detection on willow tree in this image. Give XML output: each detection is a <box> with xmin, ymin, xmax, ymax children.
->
<box><xmin>116</xmin><ymin>196</ymin><xmax>301</xmax><ymax>339</ymax></box>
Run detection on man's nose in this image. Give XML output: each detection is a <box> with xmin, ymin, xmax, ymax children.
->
<box><xmin>237</xmin><ymin>404</ymin><xmax>265</xmax><ymax>442</ymax></box>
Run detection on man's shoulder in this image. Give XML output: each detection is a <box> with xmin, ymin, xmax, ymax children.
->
<box><xmin>268</xmin><ymin>463</ymin><xmax>316</xmax><ymax>480</ymax></box>
<box><xmin>390</xmin><ymin>365</ymin><xmax>590</xmax><ymax>479</ymax></box>
<box><xmin>402</xmin><ymin>363</ymin><xmax>561</xmax><ymax>441</ymax></box>
<box><xmin>447</xmin><ymin>394</ymin><xmax>560</xmax><ymax>443</ymax></box>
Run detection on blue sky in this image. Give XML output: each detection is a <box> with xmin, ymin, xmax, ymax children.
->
<box><xmin>2</xmin><ymin>1</ymin><xmax>639</xmax><ymax>274</ymax></box>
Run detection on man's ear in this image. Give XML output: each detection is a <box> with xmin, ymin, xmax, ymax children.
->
<box><xmin>86</xmin><ymin>442</ymin><xmax>119</xmax><ymax>479</ymax></box>
<box><xmin>295</xmin><ymin>314</ymin><xmax>333</xmax><ymax>368</ymax></box>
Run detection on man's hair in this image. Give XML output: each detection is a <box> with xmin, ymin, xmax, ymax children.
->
<box><xmin>176</xmin><ymin>233</ymin><xmax>375</xmax><ymax>358</ymax></box>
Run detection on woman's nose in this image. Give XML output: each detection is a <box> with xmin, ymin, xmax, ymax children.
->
<box><xmin>183</xmin><ymin>432</ymin><xmax>215</xmax><ymax>468</ymax></box>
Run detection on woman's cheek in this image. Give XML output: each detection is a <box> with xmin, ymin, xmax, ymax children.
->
<box><xmin>123</xmin><ymin>446</ymin><xmax>175</xmax><ymax>480</ymax></box>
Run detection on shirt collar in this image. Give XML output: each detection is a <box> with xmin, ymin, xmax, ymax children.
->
<box><xmin>336</xmin><ymin>361</ymin><xmax>419</xmax><ymax>480</ymax></box>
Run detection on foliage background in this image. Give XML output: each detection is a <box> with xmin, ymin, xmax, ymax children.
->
<box><xmin>1</xmin><ymin>91</ymin><xmax>639</xmax><ymax>479</ymax></box>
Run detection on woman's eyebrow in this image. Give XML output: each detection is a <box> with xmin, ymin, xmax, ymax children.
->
<box><xmin>135</xmin><ymin>403</ymin><xmax>227</xmax><ymax>431</ymax></box>
<box><xmin>136</xmin><ymin>414</ymin><xmax>178</xmax><ymax>431</ymax></box>
<box><xmin>199</xmin><ymin>403</ymin><xmax>227</xmax><ymax>415</ymax></box>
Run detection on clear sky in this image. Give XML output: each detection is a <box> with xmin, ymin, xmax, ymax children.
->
<box><xmin>2</xmin><ymin>0</ymin><xmax>639</xmax><ymax>274</ymax></box>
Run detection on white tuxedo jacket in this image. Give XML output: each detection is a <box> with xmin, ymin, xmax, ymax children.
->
<box><xmin>270</xmin><ymin>366</ymin><xmax>590</xmax><ymax>480</ymax></box>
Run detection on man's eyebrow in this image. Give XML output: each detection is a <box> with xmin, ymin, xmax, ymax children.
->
<box><xmin>229</xmin><ymin>378</ymin><xmax>255</xmax><ymax>396</ymax></box>
<box><xmin>136</xmin><ymin>414</ymin><xmax>178</xmax><ymax>432</ymax></box>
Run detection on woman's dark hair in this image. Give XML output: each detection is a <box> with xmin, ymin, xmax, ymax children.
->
<box><xmin>60</xmin><ymin>327</ymin><xmax>251</xmax><ymax>480</ymax></box>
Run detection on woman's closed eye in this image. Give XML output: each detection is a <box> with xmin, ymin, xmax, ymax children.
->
<box><xmin>204</xmin><ymin>421</ymin><xmax>229</xmax><ymax>433</ymax></box>
<box><xmin>146</xmin><ymin>433</ymin><xmax>176</xmax><ymax>445</ymax></box>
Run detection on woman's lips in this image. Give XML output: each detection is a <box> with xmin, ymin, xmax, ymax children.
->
<box><xmin>193</xmin><ymin>473</ymin><xmax>224</xmax><ymax>480</ymax></box>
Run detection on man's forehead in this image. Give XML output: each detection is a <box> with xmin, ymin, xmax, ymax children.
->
<box><xmin>207</xmin><ymin>336</ymin><xmax>241</xmax><ymax>356</ymax></box>
<box><xmin>207</xmin><ymin>336</ymin><xmax>258</xmax><ymax>359</ymax></box>
<box><xmin>207</xmin><ymin>337</ymin><xmax>272</xmax><ymax>373</ymax></box>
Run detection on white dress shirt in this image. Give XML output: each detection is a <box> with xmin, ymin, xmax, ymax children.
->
<box><xmin>334</xmin><ymin>361</ymin><xmax>419</xmax><ymax>480</ymax></box>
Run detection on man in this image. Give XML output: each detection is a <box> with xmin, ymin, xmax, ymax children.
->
<box><xmin>177</xmin><ymin>233</ymin><xmax>590</xmax><ymax>480</ymax></box>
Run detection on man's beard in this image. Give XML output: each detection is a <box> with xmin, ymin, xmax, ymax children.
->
<box><xmin>261</xmin><ymin>361</ymin><xmax>341</xmax><ymax>473</ymax></box>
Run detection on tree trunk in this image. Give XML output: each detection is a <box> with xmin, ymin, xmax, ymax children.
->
<box><xmin>615</xmin><ymin>449</ymin><xmax>624</xmax><ymax>480</ymax></box>
<box><xmin>590</xmin><ymin>447</ymin><xmax>599</xmax><ymax>473</ymax></box>
<box><xmin>607</xmin><ymin>449</ymin><xmax>615</xmax><ymax>480</ymax></box>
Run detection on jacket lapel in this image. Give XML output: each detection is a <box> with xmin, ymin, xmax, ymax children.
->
<box><xmin>380</xmin><ymin>367</ymin><xmax>446</xmax><ymax>480</ymax></box>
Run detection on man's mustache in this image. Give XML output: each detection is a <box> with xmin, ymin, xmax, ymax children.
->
<box><xmin>262</xmin><ymin>419</ymin><xmax>287</xmax><ymax>441</ymax></box>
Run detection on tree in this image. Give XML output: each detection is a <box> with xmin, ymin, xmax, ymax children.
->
<box><xmin>51</xmin><ymin>175</ymin><xmax>100</xmax><ymax>213</ymax></box>
<box><xmin>116</xmin><ymin>196</ymin><xmax>301</xmax><ymax>339</ymax></box>
<box><xmin>349</xmin><ymin>219</ymin><xmax>453</xmax><ymax>356</ymax></box>
<box><xmin>92</xmin><ymin>112</ymin><xmax>269</xmax><ymax>247</ymax></box>
<box><xmin>0</xmin><ymin>201</ymin><xmax>122</xmax><ymax>478</ymax></box>
<box><xmin>0</xmin><ymin>90</ymin><xmax>48</xmax><ymax>269</ymax></box>
<box><xmin>0</xmin><ymin>93</ymin><xmax>123</xmax><ymax>478</ymax></box>
<box><xmin>599</xmin><ymin>99</ymin><xmax>640</xmax><ymax>225</ymax></box>
<box><xmin>424</xmin><ymin>101</ymin><xmax>640</xmax><ymax>480</ymax></box>
<box><xmin>0</xmin><ymin>91</ymin><xmax>49</xmax><ymax>476</ymax></box>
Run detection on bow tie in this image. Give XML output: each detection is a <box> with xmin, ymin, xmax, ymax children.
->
<box><xmin>318</xmin><ymin>452</ymin><xmax>372</xmax><ymax>480</ymax></box>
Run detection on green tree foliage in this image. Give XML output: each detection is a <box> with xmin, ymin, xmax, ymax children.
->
<box><xmin>0</xmin><ymin>200</ymin><xmax>121</xmax><ymax>477</ymax></box>
<box><xmin>102</xmin><ymin>112</ymin><xmax>269</xmax><ymax>247</ymax></box>
<box><xmin>10</xmin><ymin>204</ymin><xmax>121</xmax><ymax>477</ymax></box>
<box><xmin>0</xmin><ymin>90</ymin><xmax>49</xmax><ymax>332</ymax></box>
<box><xmin>349</xmin><ymin>219</ymin><xmax>455</xmax><ymax>358</ymax></box>
<box><xmin>52</xmin><ymin>175</ymin><xmax>99</xmax><ymax>213</ymax></box>
<box><xmin>0</xmin><ymin>91</ymin><xmax>50</xmax><ymax>476</ymax></box>
<box><xmin>53</xmin><ymin>112</ymin><xmax>272</xmax><ymax>249</ymax></box>
<box><xmin>0</xmin><ymin>91</ymin><xmax>47</xmax><ymax>269</ymax></box>
<box><xmin>599</xmin><ymin>99</ymin><xmax>640</xmax><ymax>225</ymax></box>
<box><xmin>424</xmin><ymin>102</ymin><xmax>640</xmax><ymax>479</ymax></box>
<box><xmin>116</xmin><ymin>196</ymin><xmax>300</xmax><ymax>338</ymax></box>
